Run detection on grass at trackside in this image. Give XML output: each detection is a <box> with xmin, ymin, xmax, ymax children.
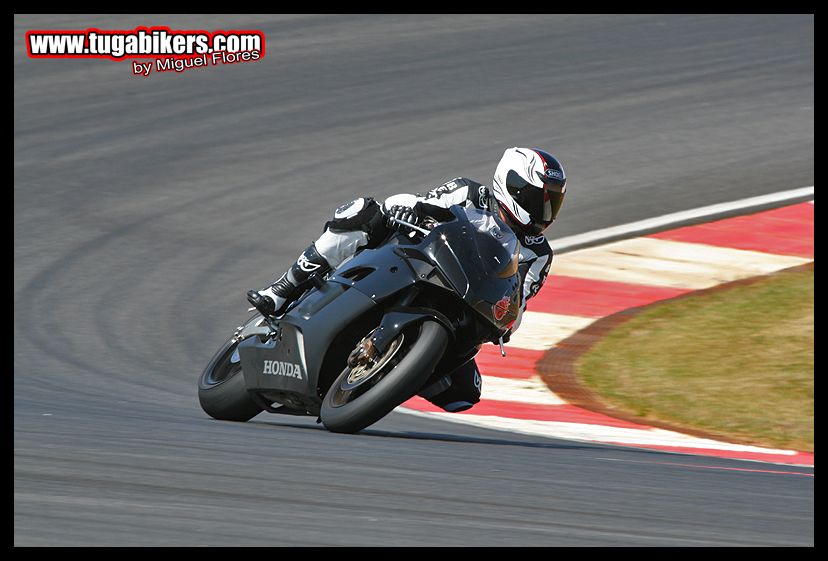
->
<box><xmin>576</xmin><ymin>266</ymin><xmax>814</xmax><ymax>452</ymax></box>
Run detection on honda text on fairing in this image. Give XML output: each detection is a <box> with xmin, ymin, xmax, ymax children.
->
<box><xmin>198</xmin><ymin>205</ymin><xmax>522</xmax><ymax>433</ymax></box>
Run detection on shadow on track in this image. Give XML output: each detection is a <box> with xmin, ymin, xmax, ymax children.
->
<box><xmin>246</xmin><ymin>416</ymin><xmax>675</xmax><ymax>458</ymax></box>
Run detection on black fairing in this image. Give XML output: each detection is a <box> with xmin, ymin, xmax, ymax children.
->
<box><xmin>331</xmin><ymin>204</ymin><xmax>520</xmax><ymax>333</ymax></box>
<box><xmin>237</xmin><ymin>205</ymin><xmax>521</xmax><ymax>413</ymax></box>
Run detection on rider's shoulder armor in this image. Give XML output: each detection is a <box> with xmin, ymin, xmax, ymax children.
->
<box><xmin>422</xmin><ymin>177</ymin><xmax>493</xmax><ymax>212</ymax></box>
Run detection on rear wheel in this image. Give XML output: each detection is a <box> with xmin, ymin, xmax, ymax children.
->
<box><xmin>320</xmin><ymin>320</ymin><xmax>448</xmax><ymax>433</ymax></box>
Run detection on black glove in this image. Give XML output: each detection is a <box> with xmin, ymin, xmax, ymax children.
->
<box><xmin>387</xmin><ymin>205</ymin><xmax>419</xmax><ymax>228</ymax></box>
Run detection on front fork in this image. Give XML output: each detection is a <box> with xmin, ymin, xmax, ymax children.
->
<box><xmin>230</xmin><ymin>315</ymin><xmax>276</xmax><ymax>363</ymax></box>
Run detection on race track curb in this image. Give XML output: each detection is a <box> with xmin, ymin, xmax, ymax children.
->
<box><xmin>400</xmin><ymin>195</ymin><xmax>814</xmax><ymax>467</ymax></box>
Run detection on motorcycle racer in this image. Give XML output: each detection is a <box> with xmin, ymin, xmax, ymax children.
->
<box><xmin>246</xmin><ymin>147</ymin><xmax>566</xmax><ymax>412</ymax></box>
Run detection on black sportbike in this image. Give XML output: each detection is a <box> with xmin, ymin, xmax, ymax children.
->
<box><xmin>198</xmin><ymin>205</ymin><xmax>521</xmax><ymax>433</ymax></box>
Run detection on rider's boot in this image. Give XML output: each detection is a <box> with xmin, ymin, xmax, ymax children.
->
<box><xmin>247</xmin><ymin>243</ymin><xmax>332</xmax><ymax>317</ymax></box>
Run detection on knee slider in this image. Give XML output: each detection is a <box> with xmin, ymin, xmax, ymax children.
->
<box><xmin>326</xmin><ymin>198</ymin><xmax>379</xmax><ymax>230</ymax></box>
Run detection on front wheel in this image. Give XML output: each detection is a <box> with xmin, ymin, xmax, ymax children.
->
<box><xmin>320</xmin><ymin>320</ymin><xmax>448</xmax><ymax>433</ymax></box>
<box><xmin>198</xmin><ymin>328</ymin><xmax>265</xmax><ymax>422</ymax></box>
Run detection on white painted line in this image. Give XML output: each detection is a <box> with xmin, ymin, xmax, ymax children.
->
<box><xmin>398</xmin><ymin>408</ymin><xmax>800</xmax><ymax>455</ymax></box>
<box><xmin>505</xmin><ymin>312</ymin><xmax>594</xmax><ymax>351</ymax></box>
<box><xmin>551</xmin><ymin>186</ymin><xmax>814</xmax><ymax>253</ymax></box>
<box><xmin>481</xmin><ymin>375</ymin><xmax>567</xmax><ymax>405</ymax></box>
<box><xmin>552</xmin><ymin>238</ymin><xmax>812</xmax><ymax>289</ymax></box>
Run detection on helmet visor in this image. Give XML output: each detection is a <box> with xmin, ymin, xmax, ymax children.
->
<box><xmin>516</xmin><ymin>183</ymin><xmax>564</xmax><ymax>234</ymax></box>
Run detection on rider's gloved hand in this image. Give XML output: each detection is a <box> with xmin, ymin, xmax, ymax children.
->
<box><xmin>387</xmin><ymin>205</ymin><xmax>419</xmax><ymax>228</ymax></box>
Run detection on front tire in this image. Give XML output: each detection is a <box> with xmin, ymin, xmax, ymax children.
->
<box><xmin>320</xmin><ymin>320</ymin><xmax>448</xmax><ymax>433</ymax></box>
<box><xmin>198</xmin><ymin>335</ymin><xmax>264</xmax><ymax>422</ymax></box>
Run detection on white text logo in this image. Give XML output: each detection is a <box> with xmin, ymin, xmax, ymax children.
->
<box><xmin>262</xmin><ymin>360</ymin><xmax>304</xmax><ymax>380</ymax></box>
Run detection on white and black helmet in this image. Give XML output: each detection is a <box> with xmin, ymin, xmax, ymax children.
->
<box><xmin>493</xmin><ymin>147</ymin><xmax>566</xmax><ymax>236</ymax></box>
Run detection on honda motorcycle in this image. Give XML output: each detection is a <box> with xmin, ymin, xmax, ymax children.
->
<box><xmin>198</xmin><ymin>205</ymin><xmax>521</xmax><ymax>433</ymax></box>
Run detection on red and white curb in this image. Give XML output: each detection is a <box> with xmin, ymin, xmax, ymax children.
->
<box><xmin>400</xmin><ymin>190</ymin><xmax>814</xmax><ymax>467</ymax></box>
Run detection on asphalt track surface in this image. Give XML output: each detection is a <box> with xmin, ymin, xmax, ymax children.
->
<box><xmin>14</xmin><ymin>15</ymin><xmax>813</xmax><ymax>546</ymax></box>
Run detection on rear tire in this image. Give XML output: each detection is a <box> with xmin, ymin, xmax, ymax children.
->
<box><xmin>320</xmin><ymin>320</ymin><xmax>448</xmax><ymax>433</ymax></box>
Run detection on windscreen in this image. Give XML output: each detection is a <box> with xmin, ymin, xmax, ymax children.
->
<box><xmin>462</xmin><ymin>206</ymin><xmax>519</xmax><ymax>278</ymax></box>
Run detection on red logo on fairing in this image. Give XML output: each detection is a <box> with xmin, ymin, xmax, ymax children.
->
<box><xmin>493</xmin><ymin>296</ymin><xmax>511</xmax><ymax>321</ymax></box>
